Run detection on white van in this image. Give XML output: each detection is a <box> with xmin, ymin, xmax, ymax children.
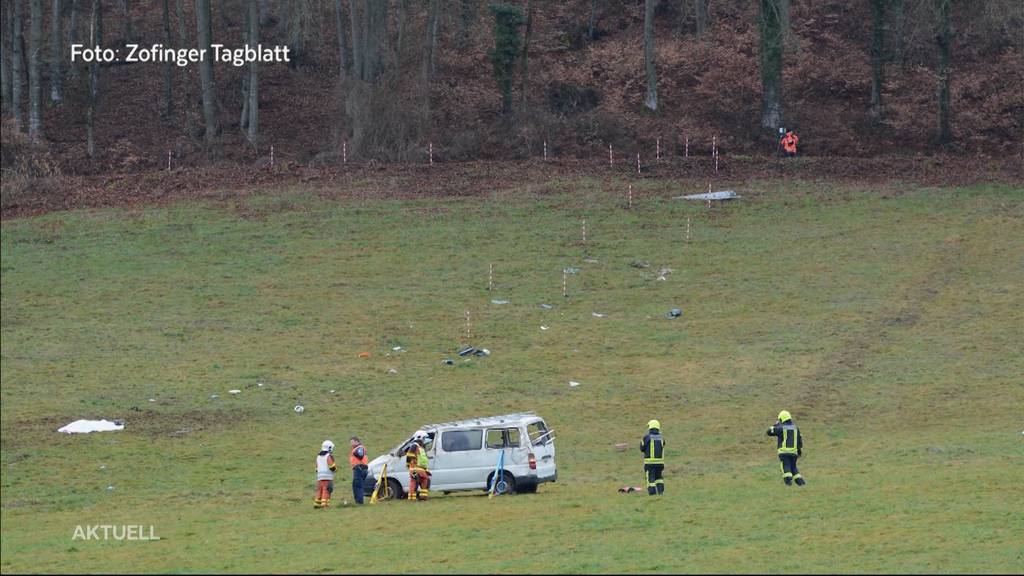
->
<box><xmin>365</xmin><ymin>412</ymin><xmax>556</xmax><ymax>498</ymax></box>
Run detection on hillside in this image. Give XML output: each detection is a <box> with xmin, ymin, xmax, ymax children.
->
<box><xmin>2</xmin><ymin>0</ymin><xmax>1022</xmax><ymax>180</ymax></box>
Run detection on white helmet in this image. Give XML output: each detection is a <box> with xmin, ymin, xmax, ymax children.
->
<box><xmin>321</xmin><ymin>440</ymin><xmax>334</xmax><ymax>453</ymax></box>
<box><xmin>413</xmin><ymin>430</ymin><xmax>428</xmax><ymax>442</ymax></box>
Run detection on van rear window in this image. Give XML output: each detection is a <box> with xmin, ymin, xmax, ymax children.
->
<box><xmin>441</xmin><ymin>429</ymin><xmax>482</xmax><ymax>452</ymax></box>
<box><xmin>527</xmin><ymin>421</ymin><xmax>550</xmax><ymax>445</ymax></box>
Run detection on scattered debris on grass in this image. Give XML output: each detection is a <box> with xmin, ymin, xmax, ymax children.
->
<box><xmin>442</xmin><ymin>358</ymin><xmax>454</xmax><ymax>365</ymax></box>
<box><xmin>358</xmin><ymin>351</ymin><xmax>370</xmax><ymax>358</ymax></box>
<box><xmin>584</xmin><ymin>258</ymin><xmax>599</xmax><ymax>264</ymax></box>
<box><xmin>666</xmin><ymin>308</ymin><xmax>682</xmax><ymax>319</ymax></box>
<box><xmin>540</xmin><ymin>303</ymin><xmax>553</xmax><ymax>310</ymax></box>
<box><xmin>210</xmin><ymin>394</ymin><xmax>219</xmax><ymax>399</ymax></box>
<box><xmin>569</xmin><ymin>381</ymin><xmax>581</xmax><ymax>387</ymax></box>
<box><xmin>294</xmin><ymin>405</ymin><xmax>305</xmax><ymax>414</ymax></box>
<box><xmin>615</xmin><ymin>443</ymin><xmax>628</xmax><ymax>451</ymax></box>
<box><xmin>564</xmin><ymin>267</ymin><xmax>580</xmax><ymax>274</ymax></box>
<box><xmin>541</xmin><ymin>325</ymin><xmax>550</xmax><ymax>331</ymax></box>
<box><xmin>592</xmin><ymin>312</ymin><xmax>607</xmax><ymax>318</ymax></box>
<box><xmin>388</xmin><ymin>368</ymin><xmax>398</xmax><ymax>374</ymax></box>
<box><xmin>491</xmin><ymin>299</ymin><xmax>509</xmax><ymax>305</ymax></box>
<box><xmin>630</xmin><ymin>260</ymin><xmax>651</xmax><ymax>269</ymax></box>
<box><xmin>618</xmin><ymin>486</ymin><xmax>644</xmax><ymax>493</ymax></box>
<box><xmin>228</xmin><ymin>389</ymin><xmax>241</xmax><ymax>395</ymax></box>
<box><xmin>58</xmin><ymin>419</ymin><xmax>125</xmax><ymax>434</ymax></box>
<box><xmin>675</xmin><ymin>190</ymin><xmax>740</xmax><ymax>201</ymax></box>
<box><xmin>656</xmin><ymin>267</ymin><xmax>673</xmax><ymax>281</ymax></box>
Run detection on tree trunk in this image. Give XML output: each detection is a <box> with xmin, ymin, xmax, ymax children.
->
<box><xmin>362</xmin><ymin>0</ymin><xmax>387</xmax><ymax>83</ymax></box>
<box><xmin>258</xmin><ymin>0</ymin><xmax>270</xmax><ymax>26</ymax></box>
<box><xmin>423</xmin><ymin>0</ymin><xmax>439</xmax><ymax>80</ymax></box>
<box><xmin>869</xmin><ymin>0</ymin><xmax>885</xmax><ymax>123</ymax></box>
<box><xmin>394</xmin><ymin>0</ymin><xmax>408</xmax><ymax>60</ymax></box>
<box><xmin>12</xmin><ymin>0</ymin><xmax>24</xmax><ymax>132</ymax></box>
<box><xmin>936</xmin><ymin>0</ymin><xmax>952</xmax><ymax>145</ymax></box>
<box><xmin>334</xmin><ymin>0</ymin><xmax>349</xmax><ymax>82</ymax></box>
<box><xmin>759</xmin><ymin>0</ymin><xmax>785</xmax><ymax>131</ymax></box>
<box><xmin>247</xmin><ymin>0</ymin><xmax>258</xmax><ymax>144</ymax></box>
<box><xmin>50</xmin><ymin>0</ymin><xmax>62</xmax><ymax>103</ymax></box>
<box><xmin>86</xmin><ymin>0</ymin><xmax>101</xmax><ymax>157</ymax></box>
<box><xmin>643</xmin><ymin>0</ymin><xmax>657</xmax><ymax>112</ymax></box>
<box><xmin>457</xmin><ymin>0</ymin><xmax>474</xmax><ymax>49</ymax></box>
<box><xmin>2</xmin><ymin>1</ymin><xmax>12</xmax><ymax>112</ymax></box>
<box><xmin>349</xmin><ymin>0</ymin><xmax>364</xmax><ymax>80</ymax></box>
<box><xmin>195</xmin><ymin>0</ymin><xmax>217</xmax><ymax>143</ymax></box>
<box><xmin>175</xmin><ymin>0</ymin><xmax>193</xmax><ymax>135</ymax></box>
<box><xmin>588</xmin><ymin>0</ymin><xmax>597</xmax><ymax>40</ymax></box>
<box><xmin>891</xmin><ymin>0</ymin><xmax>905</xmax><ymax>68</ymax></box>
<box><xmin>162</xmin><ymin>0</ymin><xmax>172</xmax><ymax>117</ymax></box>
<box><xmin>120</xmin><ymin>0</ymin><xmax>131</xmax><ymax>43</ymax></box>
<box><xmin>29</xmin><ymin>0</ymin><xmax>44</xmax><ymax>141</ymax></box>
<box><xmin>67</xmin><ymin>0</ymin><xmax>79</xmax><ymax>80</ymax></box>
<box><xmin>694</xmin><ymin>0</ymin><xmax>709</xmax><ymax>37</ymax></box>
<box><xmin>519</xmin><ymin>0</ymin><xmax>532</xmax><ymax>108</ymax></box>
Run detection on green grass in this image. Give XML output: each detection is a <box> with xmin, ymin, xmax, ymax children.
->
<box><xmin>2</xmin><ymin>178</ymin><xmax>1023</xmax><ymax>573</ymax></box>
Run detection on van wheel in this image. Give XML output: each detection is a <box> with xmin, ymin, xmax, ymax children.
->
<box><xmin>517</xmin><ymin>482</ymin><xmax>538</xmax><ymax>494</ymax></box>
<box><xmin>377</xmin><ymin>478</ymin><xmax>404</xmax><ymax>500</ymax></box>
<box><xmin>487</xmin><ymin>472</ymin><xmax>517</xmax><ymax>495</ymax></box>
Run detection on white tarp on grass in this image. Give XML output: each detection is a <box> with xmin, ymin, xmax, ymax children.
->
<box><xmin>674</xmin><ymin>190</ymin><xmax>740</xmax><ymax>201</ymax></box>
<box><xmin>58</xmin><ymin>419</ymin><xmax>124</xmax><ymax>434</ymax></box>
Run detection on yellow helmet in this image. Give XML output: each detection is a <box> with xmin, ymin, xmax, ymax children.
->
<box><xmin>647</xmin><ymin>419</ymin><xmax>661</xmax><ymax>430</ymax></box>
<box><xmin>778</xmin><ymin>410</ymin><xmax>792</xmax><ymax>423</ymax></box>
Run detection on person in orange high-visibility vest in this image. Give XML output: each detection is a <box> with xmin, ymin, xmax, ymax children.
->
<box><xmin>405</xmin><ymin>430</ymin><xmax>431</xmax><ymax>501</ymax></box>
<box><xmin>350</xmin><ymin>436</ymin><xmax>369</xmax><ymax>505</ymax></box>
<box><xmin>781</xmin><ymin>130</ymin><xmax>799</xmax><ymax>157</ymax></box>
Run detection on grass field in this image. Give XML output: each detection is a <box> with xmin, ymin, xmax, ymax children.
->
<box><xmin>2</xmin><ymin>176</ymin><xmax>1022</xmax><ymax>573</ymax></box>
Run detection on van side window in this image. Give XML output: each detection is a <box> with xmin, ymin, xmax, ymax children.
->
<box><xmin>527</xmin><ymin>421</ymin><xmax>550</xmax><ymax>445</ymax></box>
<box><xmin>441</xmin><ymin>429</ymin><xmax>482</xmax><ymax>452</ymax></box>
<box><xmin>486</xmin><ymin>428</ymin><xmax>521</xmax><ymax>449</ymax></box>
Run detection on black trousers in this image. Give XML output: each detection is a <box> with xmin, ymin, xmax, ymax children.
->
<box><xmin>352</xmin><ymin>465</ymin><xmax>367</xmax><ymax>504</ymax></box>
<box><xmin>779</xmin><ymin>454</ymin><xmax>803</xmax><ymax>485</ymax></box>
<box><xmin>644</xmin><ymin>463</ymin><xmax>664</xmax><ymax>495</ymax></box>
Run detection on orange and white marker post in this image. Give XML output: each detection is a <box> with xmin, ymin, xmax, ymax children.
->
<box><xmin>167</xmin><ymin>150</ymin><xmax>171</xmax><ymax>171</ymax></box>
<box><xmin>608</xmin><ymin>143</ymin><xmax>613</xmax><ymax>166</ymax></box>
<box><xmin>465</xmin><ymin>310</ymin><xmax>472</xmax><ymax>343</ymax></box>
<box><xmin>270</xmin><ymin>145</ymin><xmax>275</xmax><ymax>169</ymax></box>
<box><xmin>636</xmin><ymin>152</ymin><xmax>641</xmax><ymax>174</ymax></box>
<box><xmin>686</xmin><ymin>215</ymin><xmax>691</xmax><ymax>242</ymax></box>
<box><xmin>685</xmin><ymin>136</ymin><xmax>689</xmax><ymax>158</ymax></box>
<box><xmin>429</xmin><ymin>142</ymin><xmax>433</xmax><ymax>165</ymax></box>
<box><xmin>656</xmin><ymin>138</ymin><xmax>661</xmax><ymax>161</ymax></box>
<box><xmin>342</xmin><ymin>140</ymin><xmax>347</xmax><ymax>164</ymax></box>
<box><xmin>543</xmin><ymin>140</ymin><xmax>548</xmax><ymax>160</ymax></box>
<box><xmin>628</xmin><ymin>183</ymin><xmax>633</xmax><ymax>209</ymax></box>
<box><xmin>488</xmin><ymin>263</ymin><xmax>494</xmax><ymax>291</ymax></box>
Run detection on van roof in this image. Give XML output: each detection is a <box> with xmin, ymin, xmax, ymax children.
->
<box><xmin>422</xmin><ymin>412</ymin><xmax>543</xmax><ymax>430</ymax></box>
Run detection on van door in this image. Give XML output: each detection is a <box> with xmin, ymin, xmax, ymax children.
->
<box><xmin>526</xmin><ymin>418</ymin><xmax>556</xmax><ymax>480</ymax></box>
<box><xmin>435</xmin><ymin>428</ymin><xmax>484</xmax><ymax>490</ymax></box>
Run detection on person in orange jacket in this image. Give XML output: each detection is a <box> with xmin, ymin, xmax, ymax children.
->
<box><xmin>781</xmin><ymin>130</ymin><xmax>799</xmax><ymax>157</ymax></box>
<box><xmin>349</xmin><ymin>436</ymin><xmax>369</xmax><ymax>505</ymax></box>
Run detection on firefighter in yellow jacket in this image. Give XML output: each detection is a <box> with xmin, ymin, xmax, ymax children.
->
<box><xmin>405</xmin><ymin>430</ymin><xmax>431</xmax><ymax>500</ymax></box>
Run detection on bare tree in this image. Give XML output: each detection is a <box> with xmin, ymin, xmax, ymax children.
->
<box><xmin>162</xmin><ymin>0</ymin><xmax>172</xmax><ymax>117</ymax></box>
<box><xmin>519</xmin><ymin>0</ymin><xmax>533</xmax><ymax>108</ymax></box>
<box><xmin>29</xmin><ymin>0</ymin><xmax>44</xmax><ymax>141</ymax></box>
<box><xmin>67</xmin><ymin>0</ymin><xmax>79</xmax><ymax>80</ymax></box>
<box><xmin>759</xmin><ymin>0</ymin><xmax>786</xmax><ymax>131</ymax></box>
<box><xmin>1</xmin><ymin>1</ymin><xmax>12</xmax><ymax>112</ymax></box>
<box><xmin>175</xmin><ymin>0</ymin><xmax>193</xmax><ymax>135</ymax></box>
<box><xmin>694</xmin><ymin>0</ymin><xmax>709</xmax><ymax>37</ymax></box>
<box><xmin>394</xmin><ymin>0</ymin><xmax>408</xmax><ymax>59</ymax></box>
<box><xmin>119</xmin><ymin>0</ymin><xmax>131</xmax><ymax>43</ymax></box>
<box><xmin>334</xmin><ymin>0</ymin><xmax>350</xmax><ymax>82</ymax></box>
<box><xmin>588</xmin><ymin>0</ymin><xmax>597</xmax><ymax>40</ymax></box>
<box><xmin>423</xmin><ymin>0</ymin><xmax>439</xmax><ymax>80</ymax></box>
<box><xmin>50</xmin><ymin>0</ymin><xmax>62</xmax><ymax>103</ymax></box>
<box><xmin>195</xmin><ymin>0</ymin><xmax>217</xmax><ymax>143</ymax></box>
<box><xmin>890</xmin><ymin>0</ymin><xmax>906</xmax><ymax>68</ymax></box>
<box><xmin>12</xmin><ymin>0</ymin><xmax>24</xmax><ymax>131</ymax></box>
<box><xmin>362</xmin><ymin>0</ymin><xmax>387</xmax><ymax>82</ymax></box>
<box><xmin>349</xmin><ymin>0</ymin><xmax>364</xmax><ymax>79</ymax></box>
<box><xmin>86</xmin><ymin>0</ymin><xmax>102</xmax><ymax>157</ymax></box>
<box><xmin>457</xmin><ymin>0</ymin><xmax>475</xmax><ymax>49</ymax></box>
<box><xmin>643</xmin><ymin>0</ymin><xmax>658</xmax><ymax>112</ymax></box>
<box><xmin>935</xmin><ymin>0</ymin><xmax>952</xmax><ymax>144</ymax></box>
<box><xmin>247</xmin><ymin>0</ymin><xmax>258</xmax><ymax>144</ymax></box>
<box><xmin>870</xmin><ymin>0</ymin><xmax>885</xmax><ymax>123</ymax></box>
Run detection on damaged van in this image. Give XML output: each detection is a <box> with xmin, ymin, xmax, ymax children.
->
<box><xmin>365</xmin><ymin>412</ymin><xmax>556</xmax><ymax>498</ymax></box>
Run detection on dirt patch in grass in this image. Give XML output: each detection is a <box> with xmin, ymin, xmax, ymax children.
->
<box><xmin>3</xmin><ymin>157</ymin><xmax>1020</xmax><ymax>220</ymax></box>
